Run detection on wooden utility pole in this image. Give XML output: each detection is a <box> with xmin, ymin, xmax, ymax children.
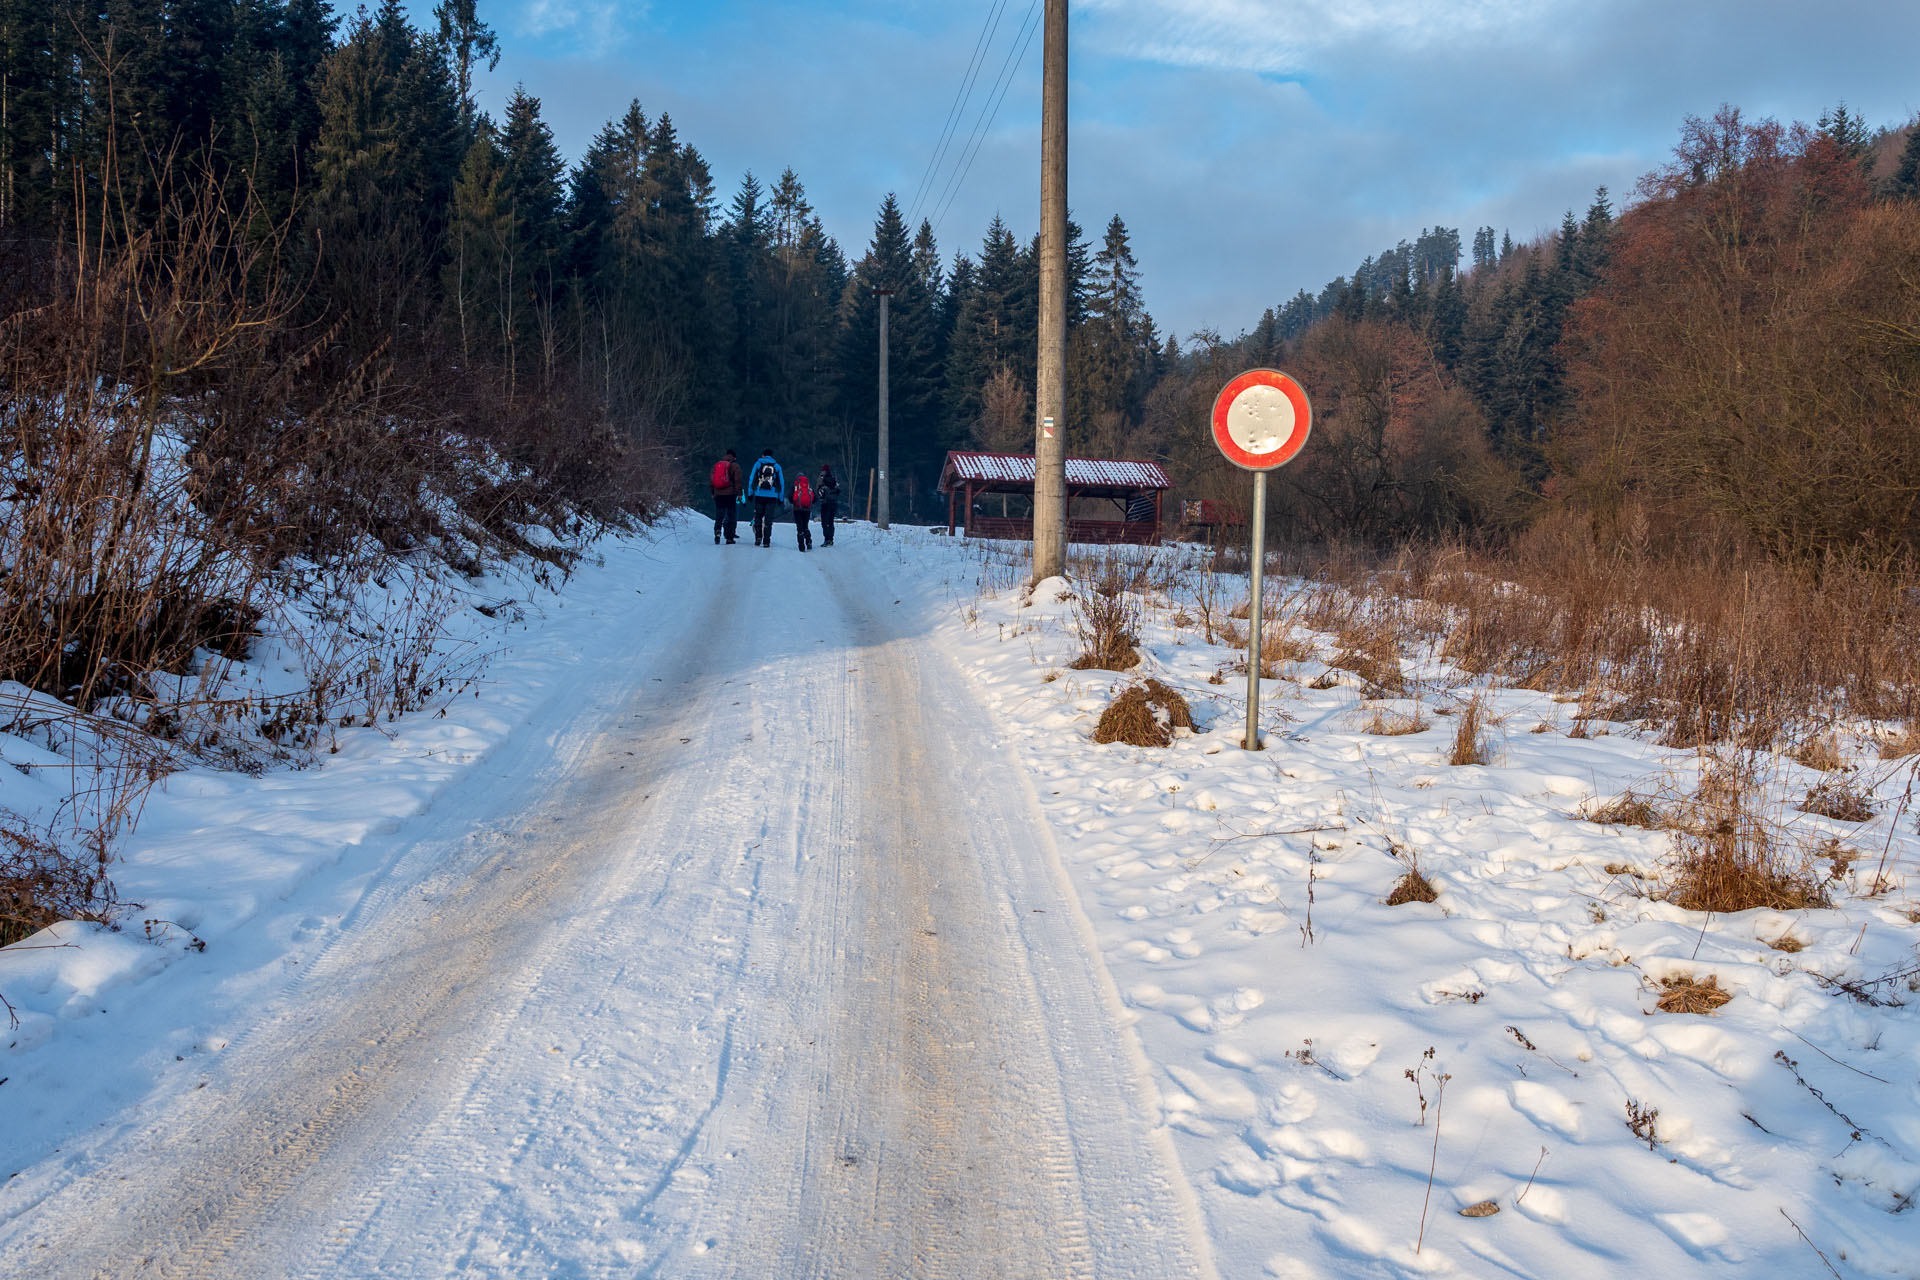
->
<box><xmin>875</xmin><ymin>287</ymin><xmax>893</xmax><ymax>531</ymax></box>
<box><xmin>1032</xmin><ymin>0</ymin><xmax>1068</xmax><ymax>580</ymax></box>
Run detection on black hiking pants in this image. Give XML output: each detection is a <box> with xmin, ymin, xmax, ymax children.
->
<box><xmin>794</xmin><ymin>506</ymin><xmax>813</xmax><ymax>551</ymax></box>
<box><xmin>753</xmin><ymin>497</ymin><xmax>781</xmax><ymax>545</ymax></box>
<box><xmin>819</xmin><ymin>501</ymin><xmax>837</xmax><ymax>545</ymax></box>
<box><xmin>713</xmin><ymin>494</ymin><xmax>738</xmax><ymax>543</ymax></box>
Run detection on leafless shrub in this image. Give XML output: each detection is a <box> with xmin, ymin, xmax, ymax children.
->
<box><xmin>1093</xmin><ymin>679</ymin><xmax>1194</xmax><ymax>747</ymax></box>
<box><xmin>1070</xmin><ymin>584</ymin><xmax>1142</xmax><ymax>672</ymax></box>
<box><xmin>0</xmin><ymin>813</ymin><xmax>117</xmax><ymax>949</ymax></box>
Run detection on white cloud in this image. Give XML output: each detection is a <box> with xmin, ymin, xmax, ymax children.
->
<box><xmin>518</xmin><ymin>0</ymin><xmax>631</xmax><ymax>51</ymax></box>
<box><xmin>1079</xmin><ymin>0</ymin><xmax>1572</xmax><ymax>72</ymax></box>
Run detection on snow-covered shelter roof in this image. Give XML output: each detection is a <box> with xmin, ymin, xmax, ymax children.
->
<box><xmin>939</xmin><ymin>451</ymin><xmax>1173</xmax><ymax>494</ymax></box>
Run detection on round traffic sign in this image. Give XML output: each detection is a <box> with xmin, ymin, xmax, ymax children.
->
<box><xmin>1211</xmin><ymin>369</ymin><xmax>1312</xmax><ymax>471</ymax></box>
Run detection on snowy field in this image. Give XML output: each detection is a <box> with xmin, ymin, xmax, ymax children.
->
<box><xmin>872</xmin><ymin>528</ymin><xmax>1920</xmax><ymax>1280</ymax></box>
<box><xmin>2</xmin><ymin>514</ymin><xmax>1917</xmax><ymax>1278</ymax></box>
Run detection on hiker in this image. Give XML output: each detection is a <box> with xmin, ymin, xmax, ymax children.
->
<box><xmin>816</xmin><ymin>464</ymin><xmax>842</xmax><ymax>547</ymax></box>
<box><xmin>745</xmin><ymin>448</ymin><xmax>785</xmax><ymax>547</ymax></box>
<box><xmin>791</xmin><ymin>473</ymin><xmax>815</xmax><ymax>551</ymax></box>
<box><xmin>709</xmin><ymin>448</ymin><xmax>743</xmax><ymax>544</ymax></box>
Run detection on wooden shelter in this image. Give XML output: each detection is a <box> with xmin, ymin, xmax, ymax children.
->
<box><xmin>939</xmin><ymin>451</ymin><xmax>1174</xmax><ymax>546</ymax></box>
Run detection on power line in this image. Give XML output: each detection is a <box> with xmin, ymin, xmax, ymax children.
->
<box><xmin>930</xmin><ymin>0</ymin><xmax>1042</xmax><ymax>238</ymax></box>
<box><xmin>904</xmin><ymin>0</ymin><xmax>1009</xmax><ymax>232</ymax></box>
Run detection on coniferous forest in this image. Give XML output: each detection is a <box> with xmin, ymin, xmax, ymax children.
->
<box><xmin>3</xmin><ymin>2</ymin><xmax>1918</xmax><ymax>554</ymax></box>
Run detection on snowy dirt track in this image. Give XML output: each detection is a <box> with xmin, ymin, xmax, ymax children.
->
<box><xmin>0</xmin><ymin>522</ymin><xmax>1213</xmax><ymax>1279</ymax></box>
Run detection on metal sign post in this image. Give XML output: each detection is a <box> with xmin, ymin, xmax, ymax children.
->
<box><xmin>1209</xmin><ymin>369</ymin><xmax>1313</xmax><ymax>750</ymax></box>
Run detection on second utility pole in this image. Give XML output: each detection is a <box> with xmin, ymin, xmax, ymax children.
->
<box><xmin>875</xmin><ymin>287</ymin><xmax>892</xmax><ymax>530</ymax></box>
<box><xmin>1032</xmin><ymin>0</ymin><xmax>1068</xmax><ymax>581</ymax></box>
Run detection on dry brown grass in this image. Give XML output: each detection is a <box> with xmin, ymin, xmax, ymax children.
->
<box><xmin>1800</xmin><ymin>780</ymin><xmax>1875</xmax><ymax>823</ymax></box>
<box><xmin>1363</xmin><ymin>705</ymin><xmax>1430</xmax><ymax>736</ymax></box>
<box><xmin>1767</xmin><ymin>932</ymin><xmax>1806</xmax><ymax>953</ymax></box>
<box><xmin>1093</xmin><ymin>679</ymin><xmax>1195</xmax><ymax>747</ymax></box>
<box><xmin>1587</xmin><ymin>791</ymin><xmax>1664</xmax><ymax>828</ymax></box>
<box><xmin>1277</xmin><ymin>519</ymin><xmax>1920</xmax><ymax>753</ymax></box>
<box><xmin>1385</xmin><ymin>844</ymin><xmax>1440</xmax><ymax>906</ymax></box>
<box><xmin>1656</xmin><ymin>974</ymin><xmax>1733</xmax><ymax>1014</ymax></box>
<box><xmin>1449</xmin><ymin>693</ymin><xmax>1493</xmax><ymax>766</ymax></box>
<box><xmin>1793</xmin><ymin>734</ymin><xmax>1848</xmax><ymax>772</ymax></box>
<box><xmin>1878</xmin><ymin>722</ymin><xmax>1920</xmax><ymax>760</ymax></box>
<box><xmin>1069</xmin><ymin>584</ymin><xmax>1142</xmax><ymax>672</ymax></box>
<box><xmin>1330</xmin><ymin>628</ymin><xmax>1406</xmax><ymax>694</ymax></box>
<box><xmin>1668</xmin><ymin>759</ymin><xmax>1828</xmax><ymax>913</ymax></box>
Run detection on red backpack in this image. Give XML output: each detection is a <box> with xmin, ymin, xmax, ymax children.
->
<box><xmin>793</xmin><ymin>476</ymin><xmax>813</xmax><ymax>507</ymax></box>
<box><xmin>710</xmin><ymin>459</ymin><xmax>732</xmax><ymax>490</ymax></box>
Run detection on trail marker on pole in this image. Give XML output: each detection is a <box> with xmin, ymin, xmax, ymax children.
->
<box><xmin>1210</xmin><ymin>369</ymin><xmax>1313</xmax><ymax>750</ymax></box>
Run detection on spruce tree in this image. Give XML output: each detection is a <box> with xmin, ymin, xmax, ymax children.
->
<box><xmin>1890</xmin><ymin>124</ymin><xmax>1920</xmax><ymax>199</ymax></box>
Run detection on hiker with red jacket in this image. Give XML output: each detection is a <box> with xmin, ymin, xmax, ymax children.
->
<box><xmin>790</xmin><ymin>472</ymin><xmax>815</xmax><ymax>552</ymax></box>
<box><xmin>710</xmin><ymin>448</ymin><xmax>743</xmax><ymax>544</ymax></box>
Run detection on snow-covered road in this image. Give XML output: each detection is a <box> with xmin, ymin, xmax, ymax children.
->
<box><xmin>0</xmin><ymin>525</ymin><xmax>1213</xmax><ymax>1278</ymax></box>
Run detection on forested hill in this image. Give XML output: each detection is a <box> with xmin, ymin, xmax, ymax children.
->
<box><xmin>3</xmin><ymin>3</ymin><xmax>1917</xmax><ymax>549</ymax></box>
<box><xmin>0</xmin><ymin>0</ymin><xmax>1167</xmax><ymax>522</ymax></box>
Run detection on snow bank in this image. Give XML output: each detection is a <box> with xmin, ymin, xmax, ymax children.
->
<box><xmin>0</xmin><ymin>514</ymin><xmax>694</xmax><ymax>1172</ymax></box>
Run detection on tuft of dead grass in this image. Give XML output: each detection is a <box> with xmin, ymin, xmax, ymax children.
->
<box><xmin>1668</xmin><ymin>760</ymin><xmax>1828</xmax><ymax>913</ymax></box>
<box><xmin>1800</xmin><ymin>780</ymin><xmax>1875</xmax><ymax>822</ymax></box>
<box><xmin>1793</xmin><ymin>734</ymin><xmax>1848</xmax><ymax>772</ymax></box>
<box><xmin>1587</xmin><ymin>791</ymin><xmax>1664</xmax><ymax>828</ymax></box>
<box><xmin>1386</xmin><ymin>865</ymin><xmax>1440</xmax><ymax>906</ymax></box>
<box><xmin>1092</xmin><ymin>678</ymin><xmax>1195</xmax><ymax>748</ymax></box>
<box><xmin>1362</xmin><ymin>705</ymin><xmax>1430</xmax><ymax>736</ymax></box>
<box><xmin>1330</xmin><ymin>638</ymin><xmax>1405</xmax><ymax>693</ymax></box>
<box><xmin>1767</xmin><ymin>932</ymin><xmax>1806</xmax><ymax>953</ymax></box>
<box><xmin>1656</xmin><ymin>974</ymin><xmax>1733</xmax><ymax>1015</ymax></box>
<box><xmin>1449</xmin><ymin>693</ymin><xmax>1493</xmax><ymax>766</ymax></box>
<box><xmin>1879</xmin><ymin>722</ymin><xmax>1920</xmax><ymax>760</ymax></box>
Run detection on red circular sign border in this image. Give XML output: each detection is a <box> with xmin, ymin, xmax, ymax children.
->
<box><xmin>1211</xmin><ymin>369</ymin><xmax>1313</xmax><ymax>471</ymax></box>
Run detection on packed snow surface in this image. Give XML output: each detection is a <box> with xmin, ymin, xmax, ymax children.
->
<box><xmin>3</xmin><ymin>517</ymin><xmax>1917</xmax><ymax>1278</ymax></box>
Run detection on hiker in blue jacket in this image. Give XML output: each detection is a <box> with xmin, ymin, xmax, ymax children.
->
<box><xmin>745</xmin><ymin>449</ymin><xmax>785</xmax><ymax>547</ymax></box>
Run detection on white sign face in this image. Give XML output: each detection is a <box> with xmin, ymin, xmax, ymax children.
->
<box><xmin>1226</xmin><ymin>384</ymin><xmax>1296</xmax><ymax>457</ymax></box>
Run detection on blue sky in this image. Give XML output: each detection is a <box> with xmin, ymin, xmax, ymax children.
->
<box><xmin>409</xmin><ymin>0</ymin><xmax>1920</xmax><ymax>340</ymax></box>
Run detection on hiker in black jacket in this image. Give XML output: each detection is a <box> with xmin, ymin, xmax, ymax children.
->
<box><xmin>816</xmin><ymin>464</ymin><xmax>843</xmax><ymax>547</ymax></box>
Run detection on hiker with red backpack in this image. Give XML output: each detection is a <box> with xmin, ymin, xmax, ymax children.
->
<box><xmin>790</xmin><ymin>473</ymin><xmax>815</xmax><ymax>551</ymax></box>
<box><xmin>710</xmin><ymin>449</ymin><xmax>743</xmax><ymax>544</ymax></box>
<box><xmin>744</xmin><ymin>448</ymin><xmax>785</xmax><ymax>547</ymax></box>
